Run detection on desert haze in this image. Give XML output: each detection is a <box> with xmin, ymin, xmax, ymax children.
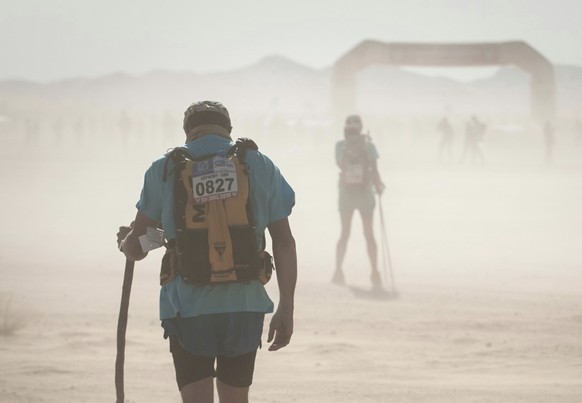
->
<box><xmin>0</xmin><ymin>64</ymin><xmax>581</xmax><ymax>402</ymax></box>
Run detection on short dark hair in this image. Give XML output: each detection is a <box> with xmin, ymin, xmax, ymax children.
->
<box><xmin>184</xmin><ymin>111</ymin><xmax>232</xmax><ymax>133</ymax></box>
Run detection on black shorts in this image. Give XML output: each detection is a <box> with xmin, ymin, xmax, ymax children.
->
<box><xmin>169</xmin><ymin>335</ymin><xmax>258</xmax><ymax>389</ymax></box>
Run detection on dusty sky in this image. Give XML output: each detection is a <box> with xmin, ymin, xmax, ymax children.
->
<box><xmin>1</xmin><ymin>0</ymin><xmax>581</xmax><ymax>82</ymax></box>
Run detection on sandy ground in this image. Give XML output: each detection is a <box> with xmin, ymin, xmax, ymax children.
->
<box><xmin>1</xmin><ymin>125</ymin><xmax>581</xmax><ymax>402</ymax></box>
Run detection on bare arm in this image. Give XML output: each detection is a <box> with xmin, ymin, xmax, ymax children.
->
<box><xmin>266</xmin><ymin>217</ymin><xmax>297</xmax><ymax>351</ymax></box>
<box><xmin>117</xmin><ymin>211</ymin><xmax>159</xmax><ymax>261</ymax></box>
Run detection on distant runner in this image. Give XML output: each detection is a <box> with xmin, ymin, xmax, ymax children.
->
<box><xmin>461</xmin><ymin>115</ymin><xmax>486</xmax><ymax>164</ymax></box>
<box><xmin>437</xmin><ymin>116</ymin><xmax>454</xmax><ymax>162</ymax></box>
<box><xmin>332</xmin><ymin>115</ymin><xmax>385</xmax><ymax>288</ymax></box>
<box><xmin>544</xmin><ymin>120</ymin><xmax>556</xmax><ymax>164</ymax></box>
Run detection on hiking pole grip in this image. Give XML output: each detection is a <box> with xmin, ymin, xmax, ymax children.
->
<box><xmin>115</xmin><ymin>259</ymin><xmax>135</xmax><ymax>403</ymax></box>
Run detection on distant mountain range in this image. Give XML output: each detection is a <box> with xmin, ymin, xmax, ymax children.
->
<box><xmin>1</xmin><ymin>55</ymin><xmax>581</xmax><ymax>120</ymax></box>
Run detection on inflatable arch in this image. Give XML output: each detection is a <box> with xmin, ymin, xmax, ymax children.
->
<box><xmin>332</xmin><ymin>40</ymin><xmax>555</xmax><ymax>121</ymax></box>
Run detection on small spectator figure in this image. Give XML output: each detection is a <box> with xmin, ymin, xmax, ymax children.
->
<box><xmin>52</xmin><ymin>118</ymin><xmax>65</xmax><ymax>146</ymax></box>
<box><xmin>437</xmin><ymin>116</ymin><xmax>454</xmax><ymax>162</ymax></box>
<box><xmin>118</xmin><ymin>110</ymin><xmax>132</xmax><ymax>145</ymax></box>
<box><xmin>461</xmin><ymin>116</ymin><xmax>486</xmax><ymax>164</ymax></box>
<box><xmin>74</xmin><ymin>118</ymin><xmax>85</xmax><ymax>145</ymax></box>
<box><xmin>544</xmin><ymin>121</ymin><xmax>556</xmax><ymax>164</ymax></box>
<box><xmin>25</xmin><ymin>118</ymin><xmax>39</xmax><ymax>144</ymax></box>
<box><xmin>161</xmin><ymin>110</ymin><xmax>177</xmax><ymax>143</ymax></box>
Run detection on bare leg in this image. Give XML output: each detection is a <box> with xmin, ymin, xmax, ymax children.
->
<box><xmin>180</xmin><ymin>377</ymin><xmax>214</xmax><ymax>403</ymax></box>
<box><xmin>476</xmin><ymin>142</ymin><xmax>485</xmax><ymax>164</ymax></box>
<box><xmin>216</xmin><ymin>380</ymin><xmax>249</xmax><ymax>403</ymax></box>
<box><xmin>360</xmin><ymin>211</ymin><xmax>380</xmax><ymax>286</ymax></box>
<box><xmin>334</xmin><ymin>209</ymin><xmax>354</xmax><ymax>284</ymax></box>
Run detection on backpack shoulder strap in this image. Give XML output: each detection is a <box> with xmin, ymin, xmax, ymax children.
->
<box><xmin>162</xmin><ymin>147</ymin><xmax>192</xmax><ymax>182</ymax></box>
<box><xmin>226</xmin><ymin>137</ymin><xmax>258</xmax><ymax>168</ymax></box>
<box><xmin>226</xmin><ymin>137</ymin><xmax>261</xmax><ymax>247</ymax></box>
<box><xmin>162</xmin><ymin>146</ymin><xmax>220</xmax><ymax>182</ymax></box>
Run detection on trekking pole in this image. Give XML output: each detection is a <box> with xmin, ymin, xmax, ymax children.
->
<box><xmin>115</xmin><ymin>259</ymin><xmax>135</xmax><ymax>403</ymax></box>
<box><xmin>377</xmin><ymin>194</ymin><xmax>397</xmax><ymax>294</ymax></box>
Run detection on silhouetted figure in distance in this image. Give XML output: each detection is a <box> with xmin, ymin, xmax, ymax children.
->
<box><xmin>333</xmin><ymin>115</ymin><xmax>385</xmax><ymax>289</ymax></box>
<box><xmin>437</xmin><ymin>116</ymin><xmax>454</xmax><ymax>163</ymax></box>
<box><xmin>544</xmin><ymin>121</ymin><xmax>556</xmax><ymax>164</ymax></box>
<box><xmin>461</xmin><ymin>115</ymin><xmax>486</xmax><ymax>164</ymax></box>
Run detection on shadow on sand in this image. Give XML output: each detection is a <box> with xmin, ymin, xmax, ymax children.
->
<box><xmin>349</xmin><ymin>286</ymin><xmax>399</xmax><ymax>301</ymax></box>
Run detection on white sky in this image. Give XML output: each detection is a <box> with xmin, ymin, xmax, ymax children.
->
<box><xmin>1</xmin><ymin>0</ymin><xmax>581</xmax><ymax>82</ymax></box>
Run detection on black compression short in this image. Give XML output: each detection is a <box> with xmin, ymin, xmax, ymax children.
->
<box><xmin>169</xmin><ymin>335</ymin><xmax>258</xmax><ymax>389</ymax></box>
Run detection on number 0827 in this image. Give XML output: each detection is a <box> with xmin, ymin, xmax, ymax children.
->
<box><xmin>194</xmin><ymin>177</ymin><xmax>236</xmax><ymax>197</ymax></box>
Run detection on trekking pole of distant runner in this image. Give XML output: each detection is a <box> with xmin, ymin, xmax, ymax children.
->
<box><xmin>115</xmin><ymin>259</ymin><xmax>135</xmax><ymax>403</ymax></box>
<box><xmin>377</xmin><ymin>194</ymin><xmax>396</xmax><ymax>293</ymax></box>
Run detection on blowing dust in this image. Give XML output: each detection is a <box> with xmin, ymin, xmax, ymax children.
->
<box><xmin>0</xmin><ymin>96</ymin><xmax>581</xmax><ymax>402</ymax></box>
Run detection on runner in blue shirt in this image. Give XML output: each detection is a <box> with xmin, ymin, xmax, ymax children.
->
<box><xmin>117</xmin><ymin>100</ymin><xmax>297</xmax><ymax>403</ymax></box>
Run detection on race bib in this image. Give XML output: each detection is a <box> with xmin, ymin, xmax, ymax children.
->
<box><xmin>191</xmin><ymin>155</ymin><xmax>238</xmax><ymax>204</ymax></box>
<box><xmin>344</xmin><ymin>164</ymin><xmax>364</xmax><ymax>184</ymax></box>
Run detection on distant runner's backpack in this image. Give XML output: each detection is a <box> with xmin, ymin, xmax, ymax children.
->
<box><xmin>340</xmin><ymin>135</ymin><xmax>372</xmax><ymax>187</ymax></box>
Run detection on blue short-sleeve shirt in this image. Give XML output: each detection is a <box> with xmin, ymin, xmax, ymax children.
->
<box><xmin>136</xmin><ymin>135</ymin><xmax>295</xmax><ymax>319</ymax></box>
